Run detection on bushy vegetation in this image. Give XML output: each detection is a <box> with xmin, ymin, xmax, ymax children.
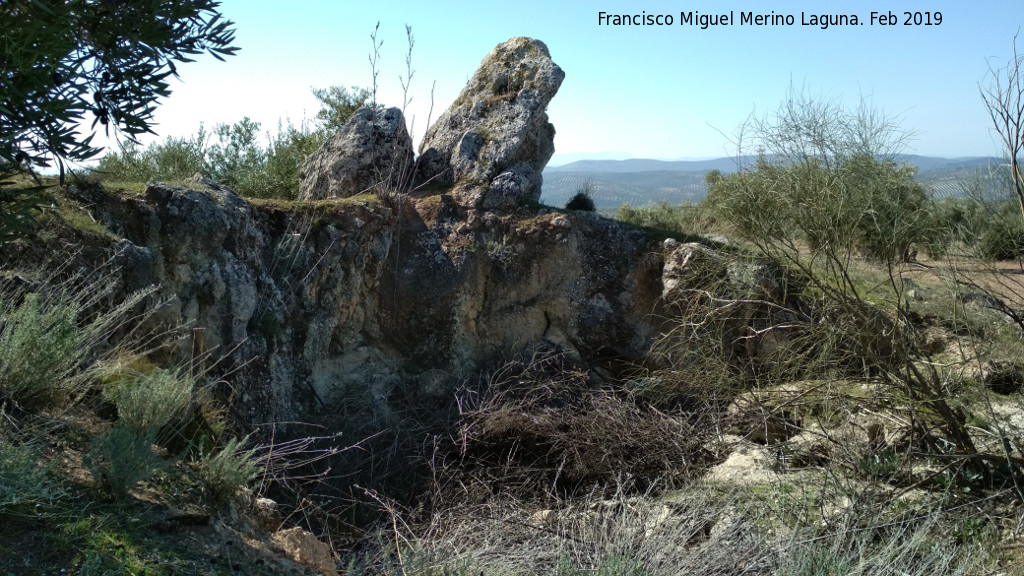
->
<box><xmin>0</xmin><ymin>260</ymin><xmax>280</xmax><ymax>572</ymax></box>
<box><xmin>106</xmin><ymin>368</ymin><xmax>192</xmax><ymax>433</ymax></box>
<box><xmin>94</xmin><ymin>134</ymin><xmax>207</xmax><ymax>184</ymax></box>
<box><xmin>93</xmin><ymin>84</ymin><xmax>373</xmax><ymax>200</ymax></box>
<box><xmin>94</xmin><ymin>117</ymin><xmax>320</xmax><ymax>200</ymax></box>
<box><xmin>593</xmin><ymin>91</ymin><xmax>1024</xmax><ymax>575</ymax></box>
<box><xmin>85</xmin><ymin>422</ymin><xmax>169</xmax><ymax>498</ymax></box>
<box><xmin>194</xmin><ymin>436</ymin><xmax>262</xmax><ymax>503</ymax></box>
<box><xmin>0</xmin><ymin>273</ymin><xmax>155</xmax><ymax>409</ymax></box>
<box><xmin>0</xmin><ymin>416</ymin><xmax>65</xmax><ymax>516</ymax></box>
<box><xmin>565</xmin><ymin>180</ymin><xmax>596</xmax><ymax>211</ymax></box>
<box><xmin>0</xmin><ymin>291</ymin><xmax>83</xmax><ymax>406</ymax></box>
<box><xmin>707</xmin><ymin>154</ymin><xmax>932</xmax><ymax>263</ymax></box>
<box><xmin>617</xmin><ymin>201</ymin><xmax>722</xmax><ymax>242</ymax></box>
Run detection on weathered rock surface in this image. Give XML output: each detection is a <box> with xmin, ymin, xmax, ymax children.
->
<box><xmin>661</xmin><ymin>241</ymin><xmax>728</xmax><ymax>301</ymax></box>
<box><xmin>271</xmin><ymin>527</ymin><xmax>337</xmax><ymax>576</ymax></box>
<box><xmin>42</xmin><ymin>39</ymin><xmax>803</xmax><ymax>451</ymax></box>
<box><xmin>300</xmin><ymin>107</ymin><xmax>414</xmax><ymax>201</ymax></box>
<box><xmin>67</xmin><ymin>180</ymin><xmax>663</xmax><ymax>429</ymax></box>
<box><xmin>415</xmin><ymin>37</ymin><xmax>564</xmax><ymax>210</ymax></box>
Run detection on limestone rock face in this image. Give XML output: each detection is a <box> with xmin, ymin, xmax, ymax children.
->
<box><xmin>68</xmin><ymin>177</ymin><xmax>668</xmax><ymax>430</ymax></box>
<box><xmin>415</xmin><ymin>37</ymin><xmax>564</xmax><ymax>210</ymax></box>
<box><xmin>378</xmin><ymin>206</ymin><xmax>664</xmax><ymax>373</ymax></box>
<box><xmin>74</xmin><ymin>180</ymin><xmax>398</xmax><ymax>427</ymax></box>
<box><xmin>300</xmin><ymin>107</ymin><xmax>414</xmax><ymax>201</ymax></box>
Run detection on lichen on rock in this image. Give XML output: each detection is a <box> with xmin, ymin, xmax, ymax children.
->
<box><xmin>415</xmin><ymin>37</ymin><xmax>564</xmax><ymax>210</ymax></box>
<box><xmin>299</xmin><ymin>107</ymin><xmax>415</xmax><ymax>201</ymax></box>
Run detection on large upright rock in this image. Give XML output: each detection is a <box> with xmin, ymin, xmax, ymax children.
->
<box><xmin>416</xmin><ymin>38</ymin><xmax>564</xmax><ymax>210</ymax></box>
<box><xmin>300</xmin><ymin>107</ymin><xmax>414</xmax><ymax>201</ymax></box>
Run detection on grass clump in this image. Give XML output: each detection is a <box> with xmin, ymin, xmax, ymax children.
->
<box><xmin>85</xmin><ymin>422</ymin><xmax>166</xmax><ymax>499</ymax></box>
<box><xmin>565</xmin><ymin>180</ymin><xmax>596</xmax><ymax>211</ymax></box>
<box><xmin>104</xmin><ymin>367</ymin><xmax>191</xmax><ymax>436</ymax></box>
<box><xmin>195</xmin><ymin>435</ymin><xmax>261</xmax><ymax>502</ymax></box>
<box><xmin>565</xmin><ymin>191</ymin><xmax>596</xmax><ymax>212</ymax></box>
<box><xmin>0</xmin><ymin>415</ymin><xmax>63</xmax><ymax>516</ymax></box>
<box><xmin>0</xmin><ymin>292</ymin><xmax>83</xmax><ymax>407</ymax></box>
<box><xmin>0</xmin><ymin>265</ymin><xmax>156</xmax><ymax>410</ymax></box>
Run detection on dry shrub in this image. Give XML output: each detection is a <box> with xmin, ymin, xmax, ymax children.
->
<box><xmin>646</xmin><ymin>272</ymin><xmax>830</xmax><ymax>408</ymax></box>
<box><xmin>429</xmin><ymin>349</ymin><xmax>719</xmax><ymax>506</ymax></box>
<box><xmin>361</xmin><ymin>485</ymin><xmax>772</xmax><ymax>576</ymax></box>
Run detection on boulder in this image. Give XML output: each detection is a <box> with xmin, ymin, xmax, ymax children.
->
<box><xmin>271</xmin><ymin>527</ymin><xmax>337</xmax><ymax>576</ymax></box>
<box><xmin>300</xmin><ymin>107</ymin><xmax>414</xmax><ymax>201</ymax></box>
<box><xmin>661</xmin><ymin>242</ymin><xmax>728</xmax><ymax>301</ymax></box>
<box><xmin>415</xmin><ymin>37</ymin><xmax>564</xmax><ymax>209</ymax></box>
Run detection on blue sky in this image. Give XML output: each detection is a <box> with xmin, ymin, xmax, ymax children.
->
<box><xmin>125</xmin><ymin>0</ymin><xmax>1023</xmax><ymax>163</ymax></box>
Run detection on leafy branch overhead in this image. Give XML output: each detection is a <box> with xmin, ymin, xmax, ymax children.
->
<box><xmin>0</xmin><ymin>0</ymin><xmax>239</xmax><ymax>177</ymax></box>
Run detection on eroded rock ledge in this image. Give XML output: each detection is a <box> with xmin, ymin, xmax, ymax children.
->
<box><xmin>72</xmin><ymin>180</ymin><xmax>664</xmax><ymax>426</ymax></box>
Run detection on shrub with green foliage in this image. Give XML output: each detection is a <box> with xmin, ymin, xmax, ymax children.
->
<box><xmin>85</xmin><ymin>423</ymin><xmax>165</xmax><ymax>498</ymax></box>
<box><xmin>0</xmin><ymin>292</ymin><xmax>83</xmax><ymax>407</ymax></box>
<box><xmin>0</xmin><ymin>272</ymin><xmax>155</xmax><ymax>410</ymax></box>
<box><xmin>923</xmin><ymin>197</ymin><xmax>983</xmax><ymax>257</ymax></box>
<box><xmin>312</xmin><ymin>85</ymin><xmax>373</xmax><ymax>133</ymax></box>
<box><xmin>96</xmin><ymin>132</ymin><xmax>207</xmax><ymax>183</ymax></box>
<box><xmin>106</xmin><ymin>368</ymin><xmax>192</xmax><ymax>436</ymax></box>
<box><xmin>0</xmin><ymin>420</ymin><xmax>63</xmax><ymax>516</ymax></box>
<box><xmin>95</xmin><ymin>117</ymin><xmax>327</xmax><ymax>200</ymax></box>
<box><xmin>617</xmin><ymin>201</ymin><xmax>720</xmax><ymax>238</ymax></box>
<box><xmin>245</xmin><ymin>120</ymin><xmax>327</xmax><ymax>200</ymax></box>
<box><xmin>195</xmin><ymin>436</ymin><xmax>261</xmax><ymax>502</ymax></box>
<box><xmin>977</xmin><ymin>208</ymin><xmax>1024</xmax><ymax>260</ymax></box>
<box><xmin>203</xmin><ymin>117</ymin><xmax>266</xmax><ymax>191</ymax></box>
<box><xmin>93</xmin><ymin>84</ymin><xmax>373</xmax><ymax>199</ymax></box>
<box><xmin>706</xmin><ymin>154</ymin><xmax>932</xmax><ymax>263</ymax></box>
<box><xmin>922</xmin><ymin>192</ymin><xmax>1024</xmax><ymax>261</ymax></box>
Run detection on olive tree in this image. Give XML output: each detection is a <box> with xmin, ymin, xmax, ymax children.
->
<box><xmin>0</xmin><ymin>0</ymin><xmax>238</xmax><ymax>179</ymax></box>
<box><xmin>312</xmin><ymin>86</ymin><xmax>373</xmax><ymax>133</ymax></box>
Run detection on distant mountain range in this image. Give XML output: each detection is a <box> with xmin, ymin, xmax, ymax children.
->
<box><xmin>546</xmin><ymin>157</ymin><xmax>753</xmax><ymax>174</ymax></box>
<box><xmin>540</xmin><ymin>155</ymin><xmax>1007</xmax><ymax>211</ymax></box>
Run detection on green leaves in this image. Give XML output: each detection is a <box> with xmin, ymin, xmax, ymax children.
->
<box><xmin>707</xmin><ymin>155</ymin><xmax>930</xmax><ymax>264</ymax></box>
<box><xmin>0</xmin><ymin>0</ymin><xmax>238</xmax><ymax>175</ymax></box>
<box><xmin>312</xmin><ymin>85</ymin><xmax>374</xmax><ymax>133</ymax></box>
<box><xmin>0</xmin><ymin>292</ymin><xmax>83</xmax><ymax>407</ymax></box>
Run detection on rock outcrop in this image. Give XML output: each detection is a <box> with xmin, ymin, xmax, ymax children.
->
<box><xmin>299</xmin><ymin>107</ymin><xmax>414</xmax><ymax>201</ymax></box>
<box><xmin>68</xmin><ymin>179</ymin><xmax>662</xmax><ymax>428</ymax></box>
<box><xmin>46</xmin><ymin>39</ymin><xmax>690</xmax><ymax>432</ymax></box>
<box><xmin>415</xmin><ymin>37</ymin><xmax>564</xmax><ymax>211</ymax></box>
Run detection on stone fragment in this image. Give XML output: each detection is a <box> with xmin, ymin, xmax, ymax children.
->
<box><xmin>272</xmin><ymin>527</ymin><xmax>337</xmax><ymax>576</ymax></box>
<box><xmin>661</xmin><ymin>242</ymin><xmax>728</xmax><ymax>300</ymax></box>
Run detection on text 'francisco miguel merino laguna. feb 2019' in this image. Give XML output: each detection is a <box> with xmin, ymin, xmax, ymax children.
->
<box><xmin>597</xmin><ymin>10</ymin><xmax>943</xmax><ymax>30</ymax></box>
